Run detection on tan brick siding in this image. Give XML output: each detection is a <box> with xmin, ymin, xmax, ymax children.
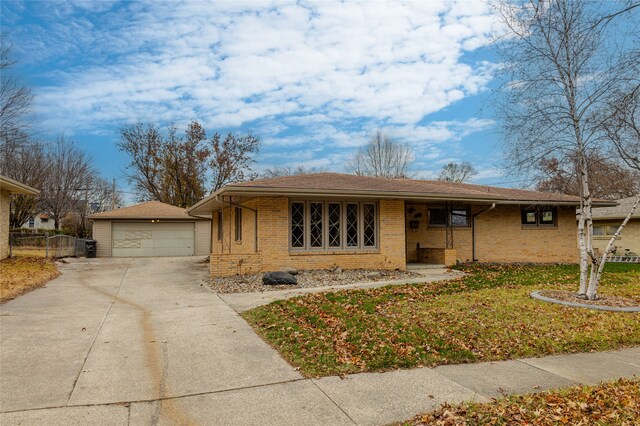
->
<box><xmin>209</xmin><ymin>199</ymin><xmax>580</xmax><ymax>277</ymax></box>
<box><xmin>210</xmin><ymin>197</ymin><xmax>406</xmax><ymax>277</ymax></box>
<box><xmin>1</xmin><ymin>190</ymin><xmax>10</xmax><ymax>259</ymax></box>
<box><xmin>592</xmin><ymin>219</ymin><xmax>640</xmax><ymax>256</ymax></box>
<box><xmin>474</xmin><ymin>205</ymin><xmax>578</xmax><ymax>263</ymax></box>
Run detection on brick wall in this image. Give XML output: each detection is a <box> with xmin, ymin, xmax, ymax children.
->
<box><xmin>592</xmin><ymin>219</ymin><xmax>640</xmax><ymax>256</ymax></box>
<box><xmin>1</xmin><ymin>190</ymin><xmax>9</xmax><ymax>259</ymax></box>
<box><xmin>475</xmin><ymin>205</ymin><xmax>578</xmax><ymax>263</ymax></box>
<box><xmin>210</xmin><ymin>197</ymin><xmax>406</xmax><ymax>277</ymax></box>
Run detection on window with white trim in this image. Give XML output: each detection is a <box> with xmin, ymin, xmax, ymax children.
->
<box><xmin>289</xmin><ymin>201</ymin><xmax>378</xmax><ymax>251</ymax></box>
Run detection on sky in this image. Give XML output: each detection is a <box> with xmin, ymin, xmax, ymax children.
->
<box><xmin>2</xmin><ymin>0</ymin><xmax>514</xmax><ymax>199</ymax></box>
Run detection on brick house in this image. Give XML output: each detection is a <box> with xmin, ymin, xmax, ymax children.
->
<box><xmin>1</xmin><ymin>175</ymin><xmax>40</xmax><ymax>259</ymax></box>
<box><xmin>591</xmin><ymin>196</ymin><xmax>640</xmax><ymax>257</ymax></box>
<box><xmin>187</xmin><ymin>173</ymin><xmax>614</xmax><ymax>277</ymax></box>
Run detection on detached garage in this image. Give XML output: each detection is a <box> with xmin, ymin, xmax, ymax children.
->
<box><xmin>89</xmin><ymin>201</ymin><xmax>211</xmax><ymax>257</ymax></box>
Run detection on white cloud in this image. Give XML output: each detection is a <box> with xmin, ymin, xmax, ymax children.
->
<box><xmin>6</xmin><ymin>0</ymin><xmax>504</xmax><ymax>172</ymax></box>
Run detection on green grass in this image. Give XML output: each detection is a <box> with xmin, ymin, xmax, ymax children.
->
<box><xmin>243</xmin><ymin>263</ymin><xmax>640</xmax><ymax>377</ymax></box>
<box><xmin>401</xmin><ymin>377</ymin><xmax>640</xmax><ymax>425</ymax></box>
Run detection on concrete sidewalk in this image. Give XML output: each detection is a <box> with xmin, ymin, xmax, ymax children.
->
<box><xmin>219</xmin><ymin>266</ymin><xmax>464</xmax><ymax>313</ymax></box>
<box><xmin>3</xmin><ymin>347</ymin><xmax>639</xmax><ymax>425</ymax></box>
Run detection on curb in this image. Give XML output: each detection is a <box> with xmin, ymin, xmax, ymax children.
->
<box><xmin>530</xmin><ymin>291</ymin><xmax>640</xmax><ymax>312</ymax></box>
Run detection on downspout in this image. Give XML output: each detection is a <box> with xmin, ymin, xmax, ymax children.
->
<box><xmin>472</xmin><ymin>203</ymin><xmax>495</xmax><ymax>262</ymax></box>
<box><xmin>215</xmin><ymin>195</ymin><xmax>259</xmax><ymax>253</ymax></box>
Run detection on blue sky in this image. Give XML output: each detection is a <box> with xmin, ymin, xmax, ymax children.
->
<box><xmin>2</xmin><ymin>0</ymin><xmax>513</xmax><ymax>198</ymax></box>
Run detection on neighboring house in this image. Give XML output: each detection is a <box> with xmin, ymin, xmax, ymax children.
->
<box><xmin>21</xmin><ymin>212</ymin><xmax>55</xmax><ymax>230</ymax></box>
<box><xmin>0</xmin><ymin>175</ymin><xmax>40</xmax><ymax>259</ymax></box>
<box><xmin>187</xmin><ymin>173</ymin><xmax>615</xmax><ymax>277</ymax></box>
<box><xmin>591</xmin><ymin>196</ymin><xmax>640</xmax><ymax>256</ymax></box>
<box><xmin>89</xmin><ymin>201</ymin><xmax>211</xmax><ymax>257</ymax></box>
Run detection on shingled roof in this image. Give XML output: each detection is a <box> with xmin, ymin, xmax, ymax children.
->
<box><xmin>592</xmin><ymin>196</ymin><xmax>640</xmax><ymax>220</ymax></box>
<box><xmin>89</xmin><ymin>201</ymin><xmax>193</xmax><ymax>220</ymax></box>
<box><xmin>188</xmin><ymin>173</ymin><xmax>615</xmax><ymax>215</ymax></box>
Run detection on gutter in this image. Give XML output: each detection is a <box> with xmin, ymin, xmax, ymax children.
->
<box><xmin>472</xmin><ymin>203</ymin><xmax>495</xmax><ymax>262</ymax></box>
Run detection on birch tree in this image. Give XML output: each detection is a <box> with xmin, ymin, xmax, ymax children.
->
<box><xmin>494</xmin><ymin>0</ymin><xmax>640</xmax><ymax>299</ymax></box>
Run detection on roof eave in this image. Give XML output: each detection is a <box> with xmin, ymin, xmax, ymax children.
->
<box><xmin>0</xmin><ymin>176</ymin><xmax>40</xmax><ymax>195</ymax></box>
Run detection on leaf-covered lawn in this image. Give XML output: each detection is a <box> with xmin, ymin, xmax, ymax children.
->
<box><xmin>403</xmin><ymin>377</ymin><xmax>640</xmax><ymax>426</ymax></box>
<box><xmin>0</xmin><ymin>257</ymin><xmax>60</xmax><ymax>303</ymax></box>
<box><xmin>243</xmin><ymin>264</ymin><xmax>640</xmax><ymax>377</ymax></box>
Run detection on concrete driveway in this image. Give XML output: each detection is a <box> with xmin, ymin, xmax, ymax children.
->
<box><xmin>0</xmin><ymin>257</ymin><xmax>349</xmax><ymax>425</ymax></box>
<box><xmin>3</xmin><ymin>258</ymin><xmax>639</xmax><ymax>426</ymax></box>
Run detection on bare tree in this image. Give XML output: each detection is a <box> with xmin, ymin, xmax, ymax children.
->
<box><xmin>118</xmin><ymin>122</ymin><xmax>166</xmax><ymax>202</ymax></box>
<box><xmin>39</xmin><ymin>137</ymin><xmax>94</xmax><ymax>230</ymax></box>
<box><xmin>345</xmin><ymin>131</ymin><xmax>415</xmax><ymax>178</ymax></box>
<box><xmin>0</xmin><ymin>134</ymin><xmax>49</xmax><ymax>228</ymax></box>
<box><xmin>210</xmin><ymin>132</ymin><xmax>260</xmax><ymax>191</ymax></box>
<box><xmin>262</xmin><ymin>165</ymin><xmax>328</xmax><ymax>178</ymax></box>
<box><xmin>495</xmin><ymin>0</ymin><xmax>640</xmax><ymax>299</ymax></box>
<box><xmin>119</xmin><ymin>122</ymin><xmax>259</xmax><ymax>204</ymax></box>
<box><xmin>0</xmin><ymin>45</ymin><xmax>33</xmax><ymax>140</ymax></box>
<box><xmin>437</xmin><ymin>161</ymin><xmax>477</xmax><ymax>183</ymax></box>
<box><xmin>603</xmin><ymin>85</ymin><xmax>640</xmax><ymax>173</ymax></box>
<box><xmin>62</xmin><ymin>176</ymin><xmax>123</xmax><ymax>237</ymax></box>
<box><xmin>535</xmin><ymin>152</ymin><xmax>639</xmax><ymax>199</ymax></box>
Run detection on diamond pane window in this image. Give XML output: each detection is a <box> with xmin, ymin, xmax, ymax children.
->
<box><xmin>328</xmin><ymin>203</ymin><xmax>341</xmax><ymax>247</ymax></box>
<box><xmin>363</xmin><ymin>204</ymin><xmax>376</xmax><ymax>247</ymax></box>
<box><xmin>291</xmin><ymin>202</ymin><xmax>305</xmax><ymax>248</ymax></box>
<box><xmin>346</xmin><ymin>203</ymin><xmax>359</xmax><ymax>247</ymax></box>
<box><xmin>310</xmin><ymin>202</ymin><xmax>324</xmax><ymax>248</ymax></box>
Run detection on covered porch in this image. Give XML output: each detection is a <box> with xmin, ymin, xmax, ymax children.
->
<box><xmin>404</xmin><ymin>202</ymin><xmax>495</xmax><ymax>267</ymax></box>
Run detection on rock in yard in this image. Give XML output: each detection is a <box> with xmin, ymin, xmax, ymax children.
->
<box><xmin>262</xmin><ymin>271</ymin><xmax>298</xmax><ymax>285</ymax></box>
<box><xmin>279</xmin><ymin>268</ymin><xmax>299</xmax><ymax>276</ymax></box>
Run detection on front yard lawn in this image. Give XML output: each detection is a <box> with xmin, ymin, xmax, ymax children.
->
<box><xmin>243</xmin><ymin>264</ymin><xmax>640</xmax><ymax>377</ymax></box>
<box><xmin>402</xmin><ymin>377</ymin><xmax>640</xmax><ymax>425</ymax></box>
<box><xmin>0</xmin><ymin>257</ymin><xmax>60</xmax><ymax>303</ymax></box>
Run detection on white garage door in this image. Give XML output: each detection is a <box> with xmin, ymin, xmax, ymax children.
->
<box><xmin>111</xmin><ymin>222</ymin><xmax>195</xmax><ymax>257</ymax></box>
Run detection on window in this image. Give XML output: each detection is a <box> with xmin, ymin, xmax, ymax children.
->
<box><xmin>363</xmin><ymin>204</ymin><xmax>376</xmax><ymax>247</ymax></box>
<box><xmin>346</xmin><ymin>203</ymin><xmax>359</xmax><ymax>247</ymax></box>
<box><xmin>289</xmin><ymin>201</ymin><xmax>377</xmax><ymax>251</ymax></box>
<box><xmin>594</xmin><ymin>225</ymin><xmax>619</xmax><ymax>237</ymax></box>
<box><xmin>428</xmin><ymin>207</ymin><xmax>469</xmax><ymax>227</ymax></box>
<box><xmin>450</xmin><ymin>209</ymin><xmax>469</xmax><ymax>227</ymax></box>
<box><xmin>217</xmin><ymin>211</ymin><xmax>223</xmax><ymax>240</ymax></box>
<box><xmin>234</xmin><ymin>207</ymin><xmax>242</xmax><ymax>241</ymax></box>
<box><xmin>28</xmin><ymin>217</ymin><xmax>35</xmax><ymax>228</ymax></box>
<box><xmin>309</xmin><ymin>202</ymin><xmax>324</xmax><ymax>248</ymax></box>
<box><xmin>428</xmin><ymin>208</ymin><xmax>447</xmax><ymax>226</ymax></box>
<box><xmin>328</xmin><ymin>203</ymin><xmax>341</xmax><ymax>247</ymax></box>
<box><xmin>290</xmin><ymin>202</ymin><xmax>305</xmax><ymax>248</ymax></box>
<box><xmin>521</xmin><ymin>207</ymin><xmax>557</xmax><ymax>227</ymax></box>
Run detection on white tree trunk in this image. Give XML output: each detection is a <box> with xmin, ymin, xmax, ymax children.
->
<box><xmin>577</xmin><ymin>206</ymin><xmax>588</xmax><ymax>295</ymax></box>
<box><xmin>586</xmin><ymin>193</ymin><xmax>640</xmax><ymax>299</ymax></box>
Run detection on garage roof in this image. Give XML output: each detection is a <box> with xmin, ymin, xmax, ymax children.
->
<box><xmin>89</xmin><ymin>201</ymin><xmax>195</xmax><ymax>220</ymax></box>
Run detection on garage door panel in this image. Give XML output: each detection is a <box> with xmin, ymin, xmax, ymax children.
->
<box><xmin>111</xmin><ymin>222</ymin><xmax>194</xmax><ymax>257</ymax></box>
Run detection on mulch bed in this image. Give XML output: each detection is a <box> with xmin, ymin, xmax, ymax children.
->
<box><xmin>538</xmin><ymin>290</ymin><xmax>640</xmax><ymax>308</ymax></box>
<box><xmin>211</xmin><ymin>269</ymin><xmax>419</xmax><ymax>293</ymax></box>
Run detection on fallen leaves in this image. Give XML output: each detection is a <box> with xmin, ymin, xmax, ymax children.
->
<box><xmin>243</xmin><ymin>263</ymin><xmax>640</xmax><ymax>377</ymax></box>
<box><xmin>0</xmin><ymin>257</ymin><xmax>60</xmax><ymax>303</ymax></box>
<box><xmin>406</xmin><ymin>378</ymin><xmax>640</xmax><ymax>425</ymax></box>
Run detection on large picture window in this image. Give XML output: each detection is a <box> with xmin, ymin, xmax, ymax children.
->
<box><xmin>290</xmin><ymin>201</ymin><xmax>378</xmax><ymax>251</ymax></box>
